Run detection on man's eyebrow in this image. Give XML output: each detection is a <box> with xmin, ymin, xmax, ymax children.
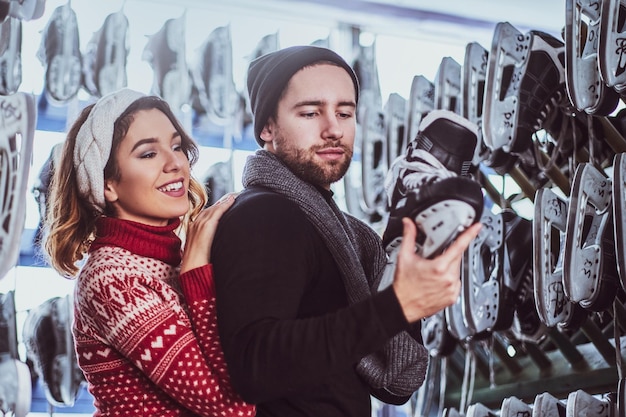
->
<box><xmin>292</xmin><ymin>100</ymin><xmax>356</xmax><ymax>108</ymax></box>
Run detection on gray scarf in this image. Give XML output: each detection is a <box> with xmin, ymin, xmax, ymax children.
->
<box><xmin>242</xmin><ymin>150</ymin><xmax>428</xmax><ymax>396</ymax></box>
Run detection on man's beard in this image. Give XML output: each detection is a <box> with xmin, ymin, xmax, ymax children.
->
<box><xmin>273</xmin><ymin>134</ymin><xmax>353</xmax><ymax>188</ymax></box>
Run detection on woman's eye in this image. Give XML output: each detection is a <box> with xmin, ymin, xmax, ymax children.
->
<box><xmin>140</xmin><ymin>151</ymin><xmax>156</xmax><ymax>159</ymax></box>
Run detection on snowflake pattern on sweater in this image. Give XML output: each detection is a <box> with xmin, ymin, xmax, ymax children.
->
<box><xmin>73</xmin><ymin>217</ymin><xmax>254</xmax><ymax>416</ymax></box>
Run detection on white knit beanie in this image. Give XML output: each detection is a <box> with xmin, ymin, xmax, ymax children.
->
<box><xmin>73</xmin><ymin>88</ymin><xmax>145</xmax><ymax>212</ymax></box>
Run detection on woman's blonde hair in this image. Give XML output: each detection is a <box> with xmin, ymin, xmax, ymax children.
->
<box><xmin>44</xmin><ymin>96</ymin><xmax>208</xmax><ymax>277</ymax></box>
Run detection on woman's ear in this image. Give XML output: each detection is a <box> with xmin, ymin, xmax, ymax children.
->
<box><xmin>103</xmin><ymin>180</ymin><xmax>118</xmax><ymax>204</ymax></box>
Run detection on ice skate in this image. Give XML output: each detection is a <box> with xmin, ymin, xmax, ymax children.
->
<box><xmin>501</xmin><ymin>209</ymin><xmax>546</xmax><ymax>342</ymax></box>
<box><xmin>466</xmin><ymin>402</ymin><xmax>498</xmax><ymax>417</ymax></box>
<box><xmin>434</xmin><ymin>56</ymin><xmax>462</xmax><ymax>114</ymax></box>
<box><xmin>501</xmin><ymin>396</ymin><xmax>533</xmax><ymax>417</ymax></box>
<box><xmin>190</xmin><ymin>25</ymin><xmax>239</xmax><ymax>126</ymax></box>
<box><xmin>6</xmin><ymin>0</ymin><xmax>44</xmax><ymax>21</ymax></box>
<box><xmin>445</xmin><ymin>254</ymin><xmax>472</xmax><ymax>342</ymax></box>
<box><xmin>405</xmin><ymin>75</ymin><xmax>435</xmax><ymax>152</ymax></box>
<box><xmin>82</xmin><ymin>9</ymin><xmax>129</xmax><ymax>98</ymax></box>
<box><xmin>36</xmin><ymin>3</ymin><xmax>82</xmax><ymax>103</ymax></box>
<box><xmin>142</xmin><ymin>13</ymin><xmax>192</xmax><ymax>112</ymax></box>
<box><xmin>0</xmin><ymin>17</ymin><xmax>21</xmax><ymax>95</ymax></box>
<box><xmin>565</xmin><ymin>0</ymin><xmax>620</xmax><ymax>115</ymax></box>
<box><xmin>462</xmin><ymin>41</ymin><xmax>490</xmax><ymax>167</ymax></box>
<box><xmin>421</xmin><ymin>310</ymin><xmax>457</xmax><ymax>357</ymax></box>
<box><xmin>203</xmin><ymin>160</ymin><xmax>235</xmax><ymax>205</ymax></box>
<box><xmin>567</xmin><ymin>389</ymin><xmax>615</xmax><ymax>417</ymax></box>
<box><xmin>0</xmin><ymin>92</ymin><xmax>35</xmax><ymax>281</ymax></box>
<box><xmin>483</xmin><ymin>22</ymin><xmax>567</xmax><ymax>154</ymax></box>
<box><xmin>462</xmin><ymin>208</ymin><xmax>503</xmax><ymax>335</ymax></box>
<box><xmin>534</xmin><ymin>188</ymin><xmax>586</xmax><ymax>329</ymax></box>
<box><xmin>384</xmin><ymin>92</ymin><xmax>407</xmax><ymax>166</ymax></box>
<box><xmin>599</xmin><ymin>0</ymin><xmax>626</xmax><ymax>93</ymax></box>
<box><xmin>563</xmin><ymin>163</ymin><xmax>619</xmax><ymax>312</ymax></box>
<box><xmin>613</xmin><ymin>153</ymin><xmax>626</xmax><ymax>290</ymax></box>
<box><xmin>23</xmin><ymin>295</ymin><xmax>84</xmax><ymax>408</ymax></box>
<box><xmin>382</xmin><ymin>109</ymin><xmax>483</xmax><ymax>264</ymax></box>
<box><xmin>533</xmin><ymin>392</ymin><xmax>567</xmax><ymax>417</ymax></box>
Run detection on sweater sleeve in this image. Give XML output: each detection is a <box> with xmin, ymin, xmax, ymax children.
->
<box><xmin>78</xmin><ymin>260</ymin><xmax>254</xmax><ymax>417</ymax></box>
<box><xmin>212</xmin><ymin>191</ymin><xmax>410</xmax><ymax>403</ymax></box>
<box><xmin>179</xmin><ymin>265</ymin><xmax>231</xmax><ymax>381</ymax></box>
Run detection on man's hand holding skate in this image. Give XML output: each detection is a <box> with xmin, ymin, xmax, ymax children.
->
<box><xmin>392</xmin><ymin>218</ymin><xmax>481</xmax><ymax>324</ymax></box>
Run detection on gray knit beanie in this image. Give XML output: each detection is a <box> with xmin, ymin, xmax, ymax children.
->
<box><xmin>247</xmin><ymin>45</ymin><xmax>360</xmax><ymax>147</ymax></box>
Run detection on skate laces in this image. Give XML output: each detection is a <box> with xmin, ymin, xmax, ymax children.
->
<box><xmin>385</xmin><ymin>149</ymin><xmax>456</xmax><ymax>205</ymax></box>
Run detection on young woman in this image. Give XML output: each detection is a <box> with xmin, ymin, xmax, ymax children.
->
<box><xmin>43</xmin><ymin>88</ymin><xmax>255</xmax><ymax>416</ymax></box>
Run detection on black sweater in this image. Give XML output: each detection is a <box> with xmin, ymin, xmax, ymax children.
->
<box><xmin>212</xmin><ymin>186</ymin><xmax>413</xmax><ymax>417</ymax></box>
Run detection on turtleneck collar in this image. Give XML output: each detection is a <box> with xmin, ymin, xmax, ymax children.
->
<box><xmin>90</xmin><ymin>217</ymin><xmax>182</xmax><ymax>266</ymax></box>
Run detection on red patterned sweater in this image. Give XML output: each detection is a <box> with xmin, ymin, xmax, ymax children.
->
<box><xmin>73</xmin><ymin>216</ymin><xmax>255</xmax><ymax>416</ymax></box>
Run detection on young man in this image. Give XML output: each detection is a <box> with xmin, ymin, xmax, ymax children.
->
<box><xmin>211</xmin><ymin>45</ymin><xmax>481</xmax><ymax>416</ymax></box>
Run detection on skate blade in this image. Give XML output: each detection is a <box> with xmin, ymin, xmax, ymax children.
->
<box><xmin>501</xmin><ymin>396</ymin><xmax>533</xmax><ymax>417</ymax></box>
<box><xmin>563</xmin><ymin>163</ymin><xmax>617</xmax><ymax>311</ymax></box>
<box><xmin>0</xmin><ymin>93</ymin><xmax>36</xmax><ymax>281</ymax></box>
<box><xmin>533</xmin><ymin>188</ymin><xmax>578</xmax><ymax>327</ymax></box>
<box><xmin>462</xmin><ymin>41</ymin><xmax>489</xmax><ymax>166</ymax></box>
<box><xmin>0</xmin><ymin>17</ymin><xmax>22</xmax><ymax>96</ymax></box>
<box><xmin>463</xmin><ymin>209</ymin><xmax>503</xmax><ymax>335</ymax></box>
<box><xmin>599</xmin><ymin>0</ymin><xmax>626</xmax><ymax>92</ymax></box>
<box><xmin>406</xmin><ymin>75</ymin><xmax>435</xmax><ymax>149</ymax></box>
<box><xmin>565</xmin><ymin>0</ymin><xmax>620</xmax><ymax>115</ymax></box>
<box><xmin>566</xmin><ymin>389</ymin><xmax>614</xmax><ymax>417</ymax></box>
<box><xmin>434</xmin><ymin>56</ymin><xmax>462</xmax><ymax>114</ymax></box>
<box><xmin>613</xmin><ymin>153</ymin><xmax>626</xmax><ymax>290</ymax></box>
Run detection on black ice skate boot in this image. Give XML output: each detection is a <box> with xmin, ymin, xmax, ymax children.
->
<box><xmin>378</xmin><ymin>109</ymin><xmax>484</xmax><ymax>290</ymax></box>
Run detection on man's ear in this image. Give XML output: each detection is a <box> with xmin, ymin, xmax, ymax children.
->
<box><xmin>104</xmin><ymin>180</ymin><xmax>118</xmax><ymax>203</ymax></box>
<box><xmin>259</xmin><ymin>123</ymin><xmax>273</xmax><ymax>143</ymax></box>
